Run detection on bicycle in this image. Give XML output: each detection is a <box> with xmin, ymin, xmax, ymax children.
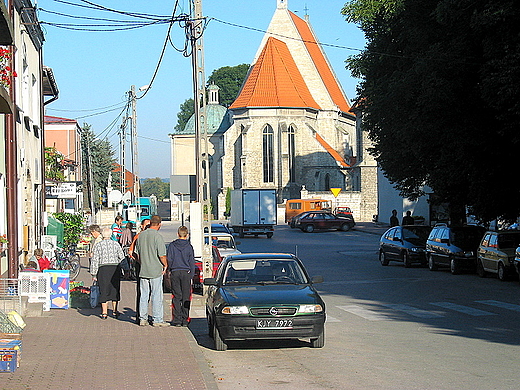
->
<box><xmin>51</xmin><ymin>244</ymin><xmax>81</xmax><ymax>280</ymax></box>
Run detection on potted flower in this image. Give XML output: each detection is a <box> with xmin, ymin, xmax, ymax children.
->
<box><xmin>0</xmin><ymin>234</ymin><xmax>8</xmax><ymax>250</ymax></box>
<box><xmin>0</xmin><ymin>46</ymin><xmax>17</xmax><ymax>89</ymax></box>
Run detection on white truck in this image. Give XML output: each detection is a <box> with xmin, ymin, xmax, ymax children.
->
<box><xmin>230</xmin><ymin>189</ymin><xmax>277</xmax><ymax>238</ymax></box>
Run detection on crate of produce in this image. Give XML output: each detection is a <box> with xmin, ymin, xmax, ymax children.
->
<box><xmin>69</xmin><ymin>286</ymin><xmax>91</xmax><ymax>309</ymax></box>
<box><xmin>0</xmin><ymin>349</ymin><xmax>17</xmax><ymax>372</ymax></box>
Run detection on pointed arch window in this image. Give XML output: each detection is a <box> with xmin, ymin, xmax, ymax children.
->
<box><xmin>263</xmin><ymin>124</ymin><xmax>274</xmax><ymax>183</ymax></box>
<box><xmin>288</xmin><ymin>125</ymin><xmax>296</xmax><ymax>182</ymax></box>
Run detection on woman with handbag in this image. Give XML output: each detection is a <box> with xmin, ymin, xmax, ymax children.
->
<box><xmin>90</xmin><ymin>227</ymin><xmax>125</xmax><ymax>319</ymax></box>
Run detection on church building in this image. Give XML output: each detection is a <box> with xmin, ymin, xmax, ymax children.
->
<box><xmin>170</xmin><ymin>0</ymin><xmax>378</xmax><ymax>222</ymax></box>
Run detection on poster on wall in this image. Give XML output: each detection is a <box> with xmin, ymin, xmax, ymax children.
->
<box><xmin>44</xmin><ymin>270</ymin><xmax>70</xmax><ymax>309</ymax></box>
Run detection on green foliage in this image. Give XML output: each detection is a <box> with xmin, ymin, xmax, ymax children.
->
<box><xmin>44</xmin><ymin>146</ymin><xmax>65</xmax><ymax>181</ymax></box>
<box><xmin>81</xmin><ymin>123</ymin><xmax>117</xmax><ymax>209</ymax></box>
<box><xmin>207</xmin><ymin>64</ymin><xmax>249</xmax><ymax>107</ymax></box>
<box><xmin>53</xmin><ymin>212</ymin><xmax>84</xmax><ymax>246</ymax></box>
<box><xmin>141</xmin><ymin>177</ymin><xmax>169</xmax><ymax>200</ymax></box>
<box><xmin>225</xmin><ymin>188</ymin><xmax>232</xmax><ymax>217</ymax></box>
<box><xmin>174</xmin><ymin>98</ymin><xmax>195</xmax><ymax>133</ymax></box>
<box><xmin>342</xmin><ymin>0</ymin><xmax>520</xmax><ymax>223</ymax></box>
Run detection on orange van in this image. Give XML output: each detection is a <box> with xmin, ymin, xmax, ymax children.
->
<box><xmin>285</xmin><ymin>199</ymin><xmax>331</xmax><ymax>223</ymax></box>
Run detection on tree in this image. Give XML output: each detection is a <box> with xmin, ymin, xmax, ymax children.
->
<box><xmin>207</xmin><ymin>63</ymin><xmax>249</xmax><ymax>107</ymax></box>
<box><xmin>81</xmin><ymin>123</ymin><xmax>118</xmax><ymax>209</ymax></box>
<box><xmin>53</xmin><ymin>212</ymin><xmax>84</xmax><ymax>246</ymax></box>
<box><xmin>44</xmin><ymin>146</ymin><xmax>65</xmax><ymax>181</ymax></box>
<box><xmin>342</xmin><ymin>0</ymin><xmax>520</xmax><ymax>223</ymax></box>
<box><xmin>173</xmin><ymin>64</ymin><xmax>249</xmax><ymax>133</ymax></box>
<box><xmin>141</xmin><ymin>177</ymin><xmax>169</xmax><ymax>200</ymax></box>
<box><xmin>173</xmin><ymin>98</ymin><xmax>194</xmax><ymax>133</ymax></box>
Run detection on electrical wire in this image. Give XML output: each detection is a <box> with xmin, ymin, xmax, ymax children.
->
<box><xmin>47</xmin><ymin>101</ymin><xmax>126</xmax><ymax>113</ymax></box>
<box><xmin>136</xmin><ymin>0</ymin><xmax>181</xmax><ymax>100</ymax></box>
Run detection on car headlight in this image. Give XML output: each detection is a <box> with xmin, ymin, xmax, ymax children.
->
<box><xmin>221</xmin><ymin>306</ymin><xmax>249</xmax><ymax>315</ymax></box>
<box><xmin>464</xmin><ymin>251</ymin><xmax>474</xmax><ymax>257</ymax></box>
<box><xmin>298</xmin><ymin>304</ymin><xmax>323</xmax><ymax>313</ymax></box>
<box><xmin>410</xmin><ymin>247</ymin><xmax>422</xmax><ymax>252</ymax></box>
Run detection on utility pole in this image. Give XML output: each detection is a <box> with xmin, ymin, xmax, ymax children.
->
<box><xmin>120</xmin><ymin>120</ymin><xmax>126</xmax><ymax>193</ymax></box>
<box><xmin>190</xmin><ymin>0</ymin><xmax>212</xmax><ymax>285</ymax></box>
<box><xmin>130</xmin><ymin>86</ymin><xmax>141</xmax><ymax>226</ymax></box>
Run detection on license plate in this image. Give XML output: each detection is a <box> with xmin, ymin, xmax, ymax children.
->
<box><xmin>256</xmin><ymin>319</ymin><xmax>293</xmax><ymax>329</ymax></box>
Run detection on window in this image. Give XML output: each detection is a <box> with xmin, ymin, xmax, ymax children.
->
<box><xmin>289</xmin><ymin>202</ymin><xmax>301</xmax><ymax>210</ymax></box>
<box><xmin>288</xmin><ymin>125</ymin><xmax>295</xmax><ymax>182</ymax></box>
<box><xmin>262</xmin><ymin>125</ymin><xmax>274</xmax><ymax>183</ymax></box>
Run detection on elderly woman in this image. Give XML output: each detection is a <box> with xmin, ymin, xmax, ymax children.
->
<box><xmin>90</xmin><ymin>227</ymin><xmax>125</xmax><ymax>319</ymax></box>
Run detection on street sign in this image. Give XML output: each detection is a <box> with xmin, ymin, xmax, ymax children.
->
<box><xmin>330</xmin><ymin>188</ymin><xmax>342</xmax><ymax>197</ymax></box>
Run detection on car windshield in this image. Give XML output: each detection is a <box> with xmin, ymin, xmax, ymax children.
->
<box><xmin>211</xmin><ymin>236</ymin><xmax>235</xmax><ymax>249</ymax></box>
<box><xmin>402</xmin><ymin>226</ymin><xmax>431</xmax><ymax>244</ymax></box>
<box><xmin>211</xmin><ymin>224</ymin><xmax>229</xmax><ymax>233</ymax></box>
<box><xmin>451</xmin><ymin>227</ymin><xmax>485</xmax><ymax>247</ymax></box>
<box><xmin>222</xmin><ymin>259</ymin><xmax>308</xmax><ymax>285</ymax></box>
<box><xmin>498</xmin><ymin>233</ymin><xmax>520</xmax><ymax>249</ymax></box>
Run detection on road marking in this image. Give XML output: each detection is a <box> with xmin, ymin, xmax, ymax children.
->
<box><xmin>430</xmin><ymin>302</ymin><xmax>495</xmax><ymax>316</ymax></box>
<box><xmin>336</xmin><ymin>305</ymin><xmax>388</xmax><ymax>321</ymax></box>
<box><xmin>383</xmin><ymin>304</ymin><xmax>444</xmax><ymax>319</ymax></box>
<box><xmin>326</xmin><ymin>315</ymin><xmax>341</xmax><ymax>323</ymax></box>
<box><xmin>476</xmin><ymin>300</ymin><xmax>520</xmax><ymax>312</ymax></box>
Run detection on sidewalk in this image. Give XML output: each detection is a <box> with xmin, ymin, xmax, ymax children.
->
<box><xmin>352</xmin><ymin>221</ymin><xmax>388</xmax><ymax>236</ymax></box>
<box><xmin>2</xmin><ymin>265</ymin><xmax>218</xmax><ymax>390</ymax></box>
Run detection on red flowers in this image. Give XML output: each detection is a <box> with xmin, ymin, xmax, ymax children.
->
<box><xmin>0</xmin><ymin>46</ymin><xmax>17</xmax><ymax>89</ymax></box>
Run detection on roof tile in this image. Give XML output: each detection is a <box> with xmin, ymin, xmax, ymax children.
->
<box><xmin>230</xmin><ymin>37</ymin><xmax>320</xmax><ymax>110</ymax></box>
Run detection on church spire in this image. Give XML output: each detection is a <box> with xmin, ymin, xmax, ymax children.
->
<box><xmin>277</xmin><ymin>0</ymin><xmax>288</xmax><ymax>10</ymax></box>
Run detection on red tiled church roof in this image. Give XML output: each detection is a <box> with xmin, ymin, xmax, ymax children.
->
<box><xmin>314</xmin><ymin>131</ymin><xmax>350</xmax><ymax>168</ymax></box>
<box><xmin>229</xmin><ymin>37</ymin><xmax>320</xmax><ymax>110</ymax></box>
<box><xmin>289</xmin><ymin>11</ymin><xmax>352</xmax><ymax>114</ymax></box>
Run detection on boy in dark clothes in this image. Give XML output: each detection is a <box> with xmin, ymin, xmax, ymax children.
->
<box><xmin>167</xmin><ymin>226</ymin><xmax>195</xmax><ymax>326</ymax></box>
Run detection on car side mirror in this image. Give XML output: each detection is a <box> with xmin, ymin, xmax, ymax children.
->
<box><xmin>440</xmin><ymin>238</ymin><xmax>450</xmax><ymax>244</ymax></box>
<box><xmin>311</xmin><ymin>275</ymin><xmax>324</xmax><ymax>284</ymax></box>
<box><xmin>203</xmin><ymin>278</ymin><xmax>217</xmax><ymax>286</ymax></box>
<box><xmin>393</xmin><ymin>237</ymin><xmax>402</xmax><ymax>242</ymax></box>
<box><xmin>235</xmin><ymin>241</ymin><xmax>241</xmax><ymax>246</ymax></box>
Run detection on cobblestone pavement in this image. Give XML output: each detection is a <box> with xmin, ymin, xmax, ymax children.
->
<box><xmin>2</xmin><ymin>265</ymin><xmax>218</xmax><ymax>390</ymax></box>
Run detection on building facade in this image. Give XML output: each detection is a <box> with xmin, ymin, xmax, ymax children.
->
<box><xmin>1</xmin><ymin>1</ymin><xmax>57</xmax><ymax>277</ymax></box>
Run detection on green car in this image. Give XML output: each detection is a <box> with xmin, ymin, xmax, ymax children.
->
<box><xmin>477</xmin><ymin>231</ymin><xmax>520</xmax><ymax>280</ymax></box>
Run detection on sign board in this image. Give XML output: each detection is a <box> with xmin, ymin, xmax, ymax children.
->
<box><xmin>330</xmin><ymin>188</ymin><xmax>342</xmax><ymax>198</ymax></box>
<box><xmin>45</xmin><ymin>182</ymin><xmax>78</xmax><ymax>199</ymax></box>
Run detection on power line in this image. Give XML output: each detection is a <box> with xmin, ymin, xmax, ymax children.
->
<box><xmin>47</xmin><ymin>101</ymin><xmax>126</xmax><ymax>113</ymax></box>
<box><xmin>210</xmin><ymin>17</ymin><xmax>364</xmax><ymax>53</ymax></box>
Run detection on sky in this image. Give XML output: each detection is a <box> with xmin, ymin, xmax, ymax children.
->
<box><xmin>39</xmin><ymin>0</ymin><xmax>366</xmax><ymax>179</ymax></box>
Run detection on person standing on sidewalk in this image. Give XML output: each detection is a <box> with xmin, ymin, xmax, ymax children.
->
<box><xmin>135</xmin><ymin>215</ymin><xmax>169</xmax><ymax>327</ymax></box>
<box><xmin>167</xmin><ymin>226</ymin><xmax>195</xmax><ymax>327</ymax></box>
<box><xmin>90</xmin><ymin>227</ymin><xmax>125</xmax><ymax>319</ymax></box>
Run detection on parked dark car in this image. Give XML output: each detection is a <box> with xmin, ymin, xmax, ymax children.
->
<box><xmin>204</xmin><ymin>253</ymin><xmax>326</xmax><ymax>351</ymax></box>
<box><xmin>209</xmin><ymin>223</ymin><xmax>232</xmax><ymax>235</ymax></box>
<box><xmin>335</xmin><ymin>206</ymin><xmax>353</xmax><ymax>217</ymax></box>
<box><xmin>515</xmin><ymin>245</ymin><xmax>520</xmax><ymax>284</ymax></box>
<box><xmin>379</xmin><ymin>225</ymin><xmax>432</xmax><ymax>267</ymax></box>
<box><xmin>163</xmin><ymin>245</ymin><xmax>222</xmax><ymax>294</ymax></box>
<box><xmin>426</xmin><ymin>224</ymin><xmax>486</xmax><ymax>274</ymax></box>
<box><xmin>293</xmin><ymin>211</ymin><xmax>355</xmax><ymax>233</ymax></box>
<box><xmin>477</xmin><ymin>231</ymin><xmax>520</xmax><ymax>280</ymax></box>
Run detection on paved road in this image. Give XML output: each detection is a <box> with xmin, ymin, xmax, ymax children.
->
<box><xmin>182</xmin><ymin>223</ymin><xmax>520</xmax><ymax>389</ymax></box>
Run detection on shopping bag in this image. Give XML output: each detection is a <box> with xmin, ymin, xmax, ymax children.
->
<box><xmin>89</xmin><ymin>282</ymin><xmax>100</xmax><ymax>308</ymax></box>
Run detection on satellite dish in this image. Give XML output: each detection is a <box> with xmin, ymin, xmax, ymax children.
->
<box><xmin>108</xmin><ymin>190</ymin><xmax>123</xmax><ymax>205</ymax></box>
